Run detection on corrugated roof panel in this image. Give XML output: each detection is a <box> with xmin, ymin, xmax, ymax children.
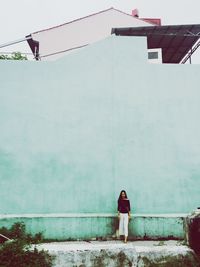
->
<box><xmin>112</xmin><ymin>24</ymin><xmax>200</xmax><ymax>63</ymax></box>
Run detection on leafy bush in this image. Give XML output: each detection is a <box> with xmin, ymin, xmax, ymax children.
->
<box><xmin>0</xmin><ymin>222</ymin><xmax>43</xmax><ymax>244</ymax></box>
<box><xmin>0</xmin><ymin>223</ymin><xmax>53</xmax><ymax>267</ymax></box>
<box><xmin>0</xmin><ymin>52</ymin><xmax>27</xmax><ymax>60</ymax></box>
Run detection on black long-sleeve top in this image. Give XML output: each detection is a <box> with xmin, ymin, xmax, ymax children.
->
<box><xmin>118</xmin><ymin>199</ymin><xmax>131</xmax><ymax>214</ymax></box>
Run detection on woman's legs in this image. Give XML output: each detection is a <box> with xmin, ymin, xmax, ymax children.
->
<box><xmin>118</xmin><ymin>213</ymin><xmax>124</xmax><ymax>236</ymax></box>
<box><xmin>124</xmin><ymin>213</ymin><xmax>129</xmax><ymax>243</ymax></box>
<box><xmin>119</xmin><ymin>213</ymin><xmax>129</xmax><ymax>242</ymax></box>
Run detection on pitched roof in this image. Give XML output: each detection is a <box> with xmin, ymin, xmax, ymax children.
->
<box><xmin>32</xmin><ymin>7</ymin><xmax>154</xmax><ymax>34</ymax></box>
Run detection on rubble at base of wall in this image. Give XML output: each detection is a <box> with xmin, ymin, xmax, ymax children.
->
<box><xmin>36</xmin><ymin>241</ymin><xmax>200</xmax><ymax>267</ymax></box>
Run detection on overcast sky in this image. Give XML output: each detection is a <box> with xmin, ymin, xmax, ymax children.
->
<box><xmin>1</xmin><ymin>0</ymin><xmax>200</xmax><ymax>58</ymax></box>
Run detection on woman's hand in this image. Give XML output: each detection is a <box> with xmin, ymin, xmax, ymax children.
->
<box><xmin>128</xmin><ymin>214</ymin><xmax>131</xmax><ymax>222</ymax></box>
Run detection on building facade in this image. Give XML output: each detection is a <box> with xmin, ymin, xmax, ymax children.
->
<box><xmin>0</xmin><ymin>36</ymin><xmax>199</xmax><ymax>239</ymax></box>
<box><xmin>27</xmin><ymin>7</ymin><xmax>158</xmax><ymax>60</ymax></box>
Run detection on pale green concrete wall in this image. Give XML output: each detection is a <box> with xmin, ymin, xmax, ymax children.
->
<box><xmin>0</xmin><ymin>35</ymin><xmax>200</xmax><ymax>238</ymax></box>
<box><xmin>0</xmin><ymin>214</ymin><xmax>185</xmax><ymax>240</ymax></box>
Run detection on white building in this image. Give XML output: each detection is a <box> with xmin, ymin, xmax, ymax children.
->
<box><xmin>26</xmin><ymin>7</ymin><xmax>160</xmax><ymax>61</ymax></box>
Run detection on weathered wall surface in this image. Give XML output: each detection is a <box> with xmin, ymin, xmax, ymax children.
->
<box><xmin>0</xmin><ymin>36</ymin><xmax>200</xmax><ymax>238</ymax></box>
<box><xmin>0</xmin><ymin>214</ymin><xmax>185</xmax><ymax>240</ymax></box>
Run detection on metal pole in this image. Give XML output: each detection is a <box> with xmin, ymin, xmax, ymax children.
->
<box><xmin>189</xmin><ymin>49</ymin><xmax>192</xmax><ymax>64</ymax></box>
<box><xmin>0</xmin><ymin>36</ymin><xmax>32</xmax><ymax>49</ymax></box>
<box><xmin>0</xmin><ymin>233</ymin><xmax>12</xmax><ymax>241</ymax></box>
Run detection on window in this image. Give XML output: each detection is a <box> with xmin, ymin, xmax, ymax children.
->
<box><xmin>148</xmin><ymin>51</ymin><xmax>159</xmax><ymax>59</ymax></box>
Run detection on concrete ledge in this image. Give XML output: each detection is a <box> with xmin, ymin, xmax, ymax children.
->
<box><xmin>0</xmin><ymin>214</ymin><xmax>187</xmax><ymax>240</ymax></box>
<box><xmin>0</xmin><ymin>213</ymin><xmax>189</xmax><ymax>218</ymax></box>
<box><xmin>36</xmin><ymin>241</ymin><xmax>200</xmax><ymax>267</ymax></box>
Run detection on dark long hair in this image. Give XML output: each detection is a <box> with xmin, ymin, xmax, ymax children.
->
<box><xmin>118</xmin><ymin>190</ymin><xmax>128</xmax><ymax>202</ymax></box>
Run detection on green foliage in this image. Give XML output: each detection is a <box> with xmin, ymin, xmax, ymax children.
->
<box><xmin>0</xmin><ymin>241</ymin><xmax>53</xmax><ymax>267</ymax></box>
<box><xmin>0</xmin><ymin>223</ymin><xmax>53</xmax><ymax>267</ymax></box>
<box><xmin>0</xmin><ymin>52</ymin><xmax>27</xmax><ymax>60</ymax></box>
<box><xmin>0</xmin><ymin>222</ymin><xmax>42</xmax><ymax>244</ymax></box>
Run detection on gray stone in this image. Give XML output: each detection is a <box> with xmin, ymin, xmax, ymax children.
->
<box><xmin>36</xmin><ymin>241</ymin><xmax>200</xmax><ymax>267</ymax></box>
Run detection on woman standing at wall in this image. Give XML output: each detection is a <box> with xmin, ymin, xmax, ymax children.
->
<box><xmin>118</xmin><ymin>190</ymin><xmax>131</xmax><ymax>243</ymax></box>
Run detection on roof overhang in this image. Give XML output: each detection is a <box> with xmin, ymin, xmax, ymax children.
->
<box><xmin>112</xmin><ymin>24</ymin><xmax>200</xmax><ymax>63</ymax></box>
